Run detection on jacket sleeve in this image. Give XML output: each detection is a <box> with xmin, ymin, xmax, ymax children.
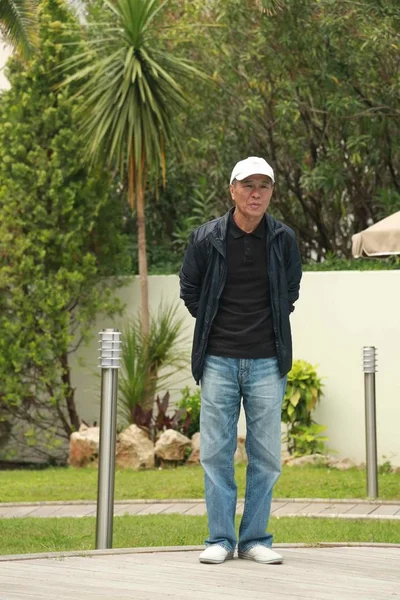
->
<box><xmin>286</xmin><ymin>233</ymin><xmax>302</xmax><ymax>313</ymax></box>
<box><xmin>179</xmin><ymin>232</ymin><xmax>208</xmax><ymax>318</ymax></box>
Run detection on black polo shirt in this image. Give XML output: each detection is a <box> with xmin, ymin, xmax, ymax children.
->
<box><xmin>207</xmin><ymin>210</ymin><xmax>276</xmax><ymax>359</ymax></box>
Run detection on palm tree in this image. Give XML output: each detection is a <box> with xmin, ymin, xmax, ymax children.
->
<box><xmin>61</xmin><ymin>0</ymin><xmax>206</xmax><ymax>336</ymax></box>
<box><xmin>0</xmin><ymin>0</ymin><xmax>38</xmax><ymax>59</ymax></box>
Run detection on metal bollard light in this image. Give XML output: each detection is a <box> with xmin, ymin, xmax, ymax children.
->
<box><xmin>96</xmin><ymin>328</ymin><xmax>121</xmax><ymax>549</ymax></box>
<box><xmin>363</xmin><ymin>346</ymin><xmax>378</xmax><ymax>498</ymax></box>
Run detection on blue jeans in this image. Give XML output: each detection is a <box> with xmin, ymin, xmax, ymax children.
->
<box><xmin>200</xmin><ymin>355</ymin><xmax>287</xmax><ymax>553</ymax></box>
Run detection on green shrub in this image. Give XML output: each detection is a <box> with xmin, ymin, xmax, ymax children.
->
<box><xmin>289</xmin><ymin>424</ymin><xmax>328</xmax><ymax>456</ymax></box>
<box><xmin>282</xmin><ymin>360</ymin><xmax>326</xmax><ymax>456</ymax></box>
<box><xmin>303</xmin><ymin>254</ymin><xmax>400</xmax><ymax>271</ymax></box>
<box><xmin>177</xmin><ymin>387</ymin><xmax>201</xmax><ymax>439</ymax></box>
<box><xmin>0</xmin><ymin>0</ymin><xmax>130</xmax><ymax>460</ymax></box>
<box><xmin>130</xmin><ymin>392</ymin><xmax>186</xmax><ymax>444</ymax></box>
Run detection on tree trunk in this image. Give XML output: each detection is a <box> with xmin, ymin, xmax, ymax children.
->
<box><xmin>60</xmin><ymin>352</ymin><xmax>80</xmax><ymax>434</ymax></box>
<box><xmin>142</xmin><ymin>365</ymin><xmax>158</xmax><ymax>413</ymax></box>
<box><xmin>137</xmin><ymin>183</ymin><xmax>149</xmax><ymax>338</ymax></box>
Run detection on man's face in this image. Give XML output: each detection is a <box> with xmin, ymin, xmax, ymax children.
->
<box><xmin>230</xmin><ymin>174</ymin><xmax>274</xmax><ymax>221</ymax></box>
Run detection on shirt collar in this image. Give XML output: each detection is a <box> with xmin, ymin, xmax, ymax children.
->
<box><xmin>229</xmin><ymin>210</ymin><xmax>265</xmax><ymax>239</ymax></box>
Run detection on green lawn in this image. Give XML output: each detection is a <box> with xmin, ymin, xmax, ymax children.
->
<box><xmin>0</xmin><ymin>464</ymin><xmax>399</xmax><ymax>503</ymax></box>
<box><xmin>0</xmin><ymin>515</ymin><xmax>399</xmax><ymax>556</ymax></box>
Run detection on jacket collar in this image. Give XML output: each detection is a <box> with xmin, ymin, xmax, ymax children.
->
<box><xmin>209</xmin><ymin>208</ymin><xmax>284</xmax><ymax>256</ymax></box>
<box><xmin>265</xmin><ymin>212</ymin><xmax>285</xmax><ymax>240</ymax></box>
<box><xmin>208</xmin><ymin>209</ymin><xmax>231</xmax><ymax>256</ymax></box>
<box><xmin>229</xmin><ymin>210</ymin><xmax>265</xmax><ymax>239</ymax></box>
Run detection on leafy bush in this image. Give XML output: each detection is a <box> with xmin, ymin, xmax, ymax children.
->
<box><xmin>131</xmin><ymin>392</ymin><xmax>186</xmax><ymax>443</ymax></box>
<box><xmin>127</xmin><ymin>386</ymin><xmax>201</xmax><ymax>443</ymax></box>
<box><xmin>290</xmin><ymin>424</ymin><xmax>328</xmax><ymax>457</ymax></box>
<box><xmin>177</xmin><ymin>387</ymin><xmax>201</xmax><ymax>438</ymax></box>
<box><xmin>172</xmin><ymin>178</ymin><xmax>218</xmax><ymax>256</ymax></box>
<box><xmin>303</xmin><ymin>254</ymin><xmax>400</xmax><ymax>271</ymax></box>
<box><xmin>282</xmin><ymin>360</ymin><xmax>326</xmax><ymax>456</ymax></box>
<box><xmin>0</xmin><ymin>0</ymin><xmax>129</xmax><ymax>462</ymax></box>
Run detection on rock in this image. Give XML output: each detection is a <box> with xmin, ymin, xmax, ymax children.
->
<box><xmin>68</xmin><ymin>425</ymin><xmax>99</xmax><ymax>467</ymax></box>
<box><xmin>155</xmin><ymin>429</ymin><xmax>191</xmax><ymax>461</ymax></box>
<box><xmin>284</xmin><ymin>453</ymin><xmax>326</xmax><ymax>467</ymax></box>
<box><xmin>283</xmin><ymin>453</ymin><xmax>362</xmax><ymax>470</ymax></box>
<box><xmin>234</xmin><ymin>436</ymin><xmax>248</xmax><ymax>464</ymax></box>
<box><xmin>325</xmin><ymin>456</ymin><xmax>361</xmax><ymax>470</ymax></box>
<box><xmin>116</xmin><ymin>424</ymin><xmax>154</xmax><ymax>470</ymax></box>
<box><xmin>187</xmin><ymin>432</ymin><xmax>200</xmax><ymax>464</ymax></box>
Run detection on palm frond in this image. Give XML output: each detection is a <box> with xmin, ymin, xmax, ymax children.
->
<box><xmin>118</xmin><ymin>318</ymin><xmax>148</xmax><ymax>425</ymax></box>
<box><xmin>0</xmin><ymin>0</ymin><xmax>38</xmax><ymax>59</ymax></box>
<box><xmin>58</xmin><ymin>0</ymin><xmax>209</xmax><ymax>203</ymax></box>
<box><xmin>256</xmin><ymin>0</ymin><xmax>286</xmax><ymax>15</ymax></box>
<box><xmin>118</xmin><ymin>302</ymin><xmax>190</xmax><ymax>425</ymax></box>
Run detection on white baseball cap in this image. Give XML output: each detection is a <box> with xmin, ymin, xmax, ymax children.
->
<box><xmin>230</xmin><ymin>156</ymin><xmax>275</xmax><ymax>184</ymax></box>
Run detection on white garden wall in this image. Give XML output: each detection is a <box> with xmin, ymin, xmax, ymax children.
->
<box><xmin>291</xmin><ymin>271</ymin><xmax>400</xmax><ymax>467</ymax></box>
<box><xmin>71</xmin><ymin>272</ymin><xmax>400</xmax><ymax>467</ymax></box>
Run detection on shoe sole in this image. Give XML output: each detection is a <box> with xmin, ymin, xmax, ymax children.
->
<box><xmin>199</xmin><ymin>554</ymin><xmax>234</xmax><ymax>564</ymax></box>
<box><xmin>238</xmin><ymin>553</ymin><xmax>283</xmax><ymax>564</ymax></box>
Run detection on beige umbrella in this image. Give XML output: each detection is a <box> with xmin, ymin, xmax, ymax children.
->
<box><xmin>352</xmin><ymin>211</ymin><xmax>400</xmax><ymax>258</ymax></box>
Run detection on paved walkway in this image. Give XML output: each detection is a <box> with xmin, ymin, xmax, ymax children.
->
<box><xmin>1</xmin><ymin>498</ymin><xmax>400</xmax><ymax>519</ymax></box>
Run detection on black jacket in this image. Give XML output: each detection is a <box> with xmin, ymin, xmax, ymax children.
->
<box><xmin>179</xmin><ymin>209</ymin><xmax>302</xmax><ymax>384</ymax></box>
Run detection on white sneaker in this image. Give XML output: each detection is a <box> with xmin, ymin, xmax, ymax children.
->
<box><xmin>199</xmin><ymin>545</ymin><xmax>234</xmax><ymax>564</ymax></box>
<box><xmin>238</xmin><ymin>545</ymin><xmax>283</xmax><ymax>564</ymax></box>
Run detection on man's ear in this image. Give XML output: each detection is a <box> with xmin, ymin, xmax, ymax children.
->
<box><xmin>229</xmin><ymin>183</ymin><xmax>235</xmax><ymax>200</ymax></box>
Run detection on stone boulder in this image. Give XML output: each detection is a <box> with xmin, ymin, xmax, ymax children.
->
<box><xmin>155</xmin><ymin>429</ymin><xmax>191</xmax><ymax>462</ymax></box>
<box><xmin>234</xmin><ymin>436</ymin><xmax>248</xmax><ymax>464</ymax></box>
<box><xmin>283</xmin><ymin>453</ymin><xmax>362</xmax><ymax>470</ymax></box>
<box><xmin>116</xmin><ymin>424</ymin><xmax>155</xmax><ymax>470</ymax></box>
<box><xmin>186</xmin><ymin>432</ymin><xmax>200</xmax><ymax>464</ymax></box>
<box><xmin>326</xmin><ymin>455</ymin><xmax>362</xmax><ymax>470</ymax></box>
<box><xmin>68</xmin><ymin>424</ymin><xmax>99</xmax><ymax>467</ymax></box>
<box><xmin>283</xmin><ymin>453</ymin><xmax>324</xmax><ymax>467</ymax></box>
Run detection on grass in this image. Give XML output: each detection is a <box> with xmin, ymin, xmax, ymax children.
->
<box><xmin>0</xmin><ymin>515</ymin><xmax>399</xmax><ymax>556</ymax></box>
<box><xmin>0</xmin><ymin>464</ymin><xmax>399</xmax><ymax>503</ymax></box>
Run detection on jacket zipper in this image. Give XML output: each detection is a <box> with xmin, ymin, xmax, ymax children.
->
<box><xmin>267</xmin><ymin>228</ymin><xmax>284</xmax><ymax>375</ymax></box>
<box><xmin>196</xmin><ymin>259</ymin><xmax>227</xmax><ymax>384</ymax></box>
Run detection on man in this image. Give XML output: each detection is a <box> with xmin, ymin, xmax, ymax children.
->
<box><xmin>179</xmin><ymin>156</ymin><xmax>302</xmax><ymax>565</ymax></box>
